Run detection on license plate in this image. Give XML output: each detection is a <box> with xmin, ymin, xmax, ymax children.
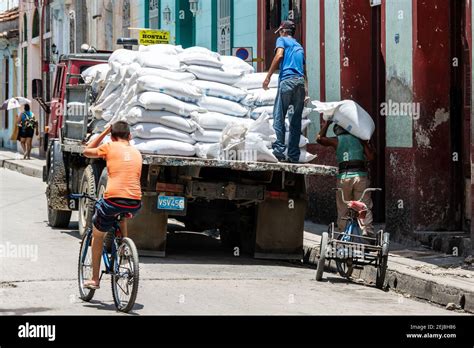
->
<box><xmin>157</xmin><ymin>196</ymin><xmax>185</xmax><ymax>211</ymax></box>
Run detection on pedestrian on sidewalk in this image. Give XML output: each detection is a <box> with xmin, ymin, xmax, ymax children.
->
<box><xmin>15</xmin><ymin>104</ymin><xmax>38</xmax><ymax>159</ymax></box>
<box><xmin>263</xmin><ymin>20</ymin><xmax>309</xmax><ymax>163</ymax></box>
<box><xmin>317</xmin><ymin>120</ymin><xmax>376</xmax><ymax>239</ymax></box>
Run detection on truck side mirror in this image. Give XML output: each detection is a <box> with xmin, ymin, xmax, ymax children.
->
<box><xmin>32</xmin><ymin>79</ymin><xmax>43</xmax><ymax>99</ymax></box>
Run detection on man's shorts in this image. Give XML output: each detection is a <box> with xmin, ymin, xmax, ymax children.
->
<box><xmin>92</xmin><ymin>198</ymin><xmax>142</xmax><ymax>233</ymax></box>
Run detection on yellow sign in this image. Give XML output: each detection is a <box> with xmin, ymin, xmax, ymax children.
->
<box><xmin>139</xmin><ymin>29</ymin><xmax>170</xmax><ymax>45</ymax></box>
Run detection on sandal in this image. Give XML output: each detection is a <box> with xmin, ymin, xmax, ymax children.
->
<box><xmin>83</xmin><ymin>280</ymin><xmax>100</xmax><ymax>289</ymax></box>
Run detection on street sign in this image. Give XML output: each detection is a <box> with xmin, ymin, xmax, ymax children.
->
<box><xmin>232</xmin><ymin>47</ymin><xmax>253</xmax><ymax>63</ymax></box>
<box><xmin>139</xmin><ymin>29</ymin><xmax>170</xmax><ymax>45</ymax></box>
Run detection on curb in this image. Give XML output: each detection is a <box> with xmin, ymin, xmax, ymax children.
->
<box><xmin>303</xmin><ymin>242</ymin><xmax>474</xmax><ymax>313</ymax></box>
<box><xmin>0</xmin><ymin>158</ymin><xmax>43</xmax><ymax>179</ymax></box>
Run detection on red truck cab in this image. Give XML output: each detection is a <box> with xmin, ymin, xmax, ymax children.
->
<box><xmin>46</xmin><ymin>53</ymin><xmax>110</xmax><ymax>145</ymax></box>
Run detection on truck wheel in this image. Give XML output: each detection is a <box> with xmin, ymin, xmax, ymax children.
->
<box><xmin>46</xmin><ymin>139</ymin><xmax>72</xmax><ymax>228</ymax></box>
<box><xmin>97</xmin><ymin>168</ymin><xmax>108</xmax><ymax>198</ymax></box>
<box><xmin>48</xmin><ymin>206</ymin><xmax>72</xmax><ymax>228</ymax></box>
<box><xmin>78</xmin><ymin>165</ymin><xmax>100</xmax><ymax>237</ymax></box>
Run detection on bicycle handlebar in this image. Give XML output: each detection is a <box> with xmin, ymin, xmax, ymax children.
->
<box><xmin>333</xmin><ymin>187</ymin><xmax>381</xmax><ymax>204</ymax></box>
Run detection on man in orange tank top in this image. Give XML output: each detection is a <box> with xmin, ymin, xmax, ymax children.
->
<box><xmin>82</xmin><ymin>121</ymin><xmax>143</xmax><ymax>289</ymax></box>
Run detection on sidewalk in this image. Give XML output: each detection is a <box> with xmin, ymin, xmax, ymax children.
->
<box><xmin>303</xmin><ymin>221</ymin><xmax>474</xmax><ymax>313</ymax></box>
<box><xmin>0</xmin><ymin>148</ymin><xmax>44</xmax><ymax>179</ymax></box>
<box><xmin>2</xmin><ymin>146</ymin><xmax>473</xmax><ymax>313</ymax></box>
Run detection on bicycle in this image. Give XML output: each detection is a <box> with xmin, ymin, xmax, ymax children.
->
<box><xmin>70</xmin><ymin>193</ymin><xmax>140</xmax><ymax>313</ymax></box>
<box><xmin>315</xmin><ymin>188</ymin><xmax>390</xmax><ymax>289</ymax></box>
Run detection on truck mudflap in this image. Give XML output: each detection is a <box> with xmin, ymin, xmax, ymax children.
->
<box><xmin>46</xmin><ymin>140</ymin><xmax>71</xmax><ymax>211</ymax></box>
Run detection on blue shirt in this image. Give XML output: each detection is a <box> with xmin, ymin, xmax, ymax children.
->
<box><xmin>275</xmin><ymin>36</ymin><xmax>305</xmax><ymax>81</ymax></box>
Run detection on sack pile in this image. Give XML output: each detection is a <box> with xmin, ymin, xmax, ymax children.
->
<box><xmin>83</xmin><ymin>44</ymin><xmax>316</xmax><ymax>162</ymax></box>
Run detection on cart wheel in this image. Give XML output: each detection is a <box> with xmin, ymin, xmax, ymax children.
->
<box><xmin>376</xmin><ymin>255</ymin><xmax>388</xmax><ymax>289</ymax></box>
<box><xmin>315</xmin><ymin>232</ymin><xmax>328</xmax><ymax>281</ymax></box>
<box><xmin>336</xmin><ymin>258</ymin><xmax>354</xmax><ymax>278</ymax></box>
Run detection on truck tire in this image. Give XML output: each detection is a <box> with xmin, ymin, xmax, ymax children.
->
<box><xmin>78</xmin><ymin>165</ymin><xmax>101</xmax><ymax>237</ymax></box>
<box><xmin>48</xmin><ymin>206</ymin><xmax>72</xmax><ymax>228</ymax></box>
<box><xmin>46</xmin><ymin>140</ymin><xmax>72</xmax><ymax>228</ymax></box>
<box><xmin>97</xmin><ymin>168</ymin><xmax>108</xmax><ymax>198</ymax></box>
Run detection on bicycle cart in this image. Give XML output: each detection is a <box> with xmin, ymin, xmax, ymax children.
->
<box><xmin>315</xmin><ymin>188</ymin><xmax>390</xmax><ymax>289</ymax></box>
<box><xmin>72</xmin><ymin>193</ymin><xmax>140</xmax><ymax>313</ymax></box>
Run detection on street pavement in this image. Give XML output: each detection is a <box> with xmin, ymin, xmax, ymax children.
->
<box><xmin>0</xmin><ymin>168</ymin><xmax>459</xmax><ymax>315</ymax></box>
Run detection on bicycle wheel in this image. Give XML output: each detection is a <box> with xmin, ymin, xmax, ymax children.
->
<box><xmin>78</xmin><ymin>229</ymin><xmax>95</xmax><ymax>301</ymax></box>
<box><xmin>111</xmin><ymin>237</ymin><xmax>140</xmax><ymax>313</ymax></box>
<box><xmin>315</xmin><ymin>232</ymin><xmax>328</xmax><ymax>281</ymax></box>
<box><xmin>335</xmin><ymin>233</ymin><xmax>354</xmax><ymax>278</ymax></box>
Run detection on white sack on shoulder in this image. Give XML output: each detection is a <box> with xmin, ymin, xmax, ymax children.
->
<box><xmin>134</xmin><ymin>92</ymin><xmax>206</xmax><ymax>117</ymax></box>
<box><xmin>191</xmin><ymin>80</ymin><xmax>247</xmax><ymax>102</ymax></box>
<box><xmin>198</xmin><ymin>96</ymin><xmax>249</xmax><ymax>117</ymax></box>
<box><xmin>186</xmin><ymin>65</ymin><xmax>243</xmax><ymax>85</ymax></box>
<box><xmin>132</xmin><ymin>138</ymin><xmax>196</xmax><ymax>157</ymax></box>
<box><xmin>234</xmin><ymin>73</ymin><xmax>278</xmax><ymax>90</ymax></box>
<box><xmin>137</xmin><ymin>52</ymin><xmax>184</xmax><ymax>71</ymax></box>
<box><xmin>131</xmin><ymin>123</ymin><xmax>196</xmax><ymax>144</ymax></box>
<box><xmin>136</xmin><ymin>76</ymin><xmax>202</xmax><ymax>102</ymax></box>
<box><xmin>311</xmin><ymin>99</ymin><xmax>375</xmax><ymax>140</ymax></box>
<box><xmin>191</xmin><ymin>111</ymin><xmax>254</xmax><ymax>130</ymax></box>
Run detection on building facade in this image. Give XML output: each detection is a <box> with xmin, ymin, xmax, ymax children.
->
<box><xmin>0</xmin><ymin>0</ymin><xmax>20</xmax><ymax>150</ymax></box>
<box><xmin>2</xmin><ymin>0</ymin><xmax>472</xmax><ymax>245</ymax></box>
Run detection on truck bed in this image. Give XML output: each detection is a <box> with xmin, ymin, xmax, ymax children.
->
<box><xmin>62</xmin><ymin>139</ymin><xmax>337</xmax><ymax>176</ymax></box>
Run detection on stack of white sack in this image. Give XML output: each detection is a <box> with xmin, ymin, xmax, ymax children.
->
<box><xmin>84</xmin><ymin>44</ymin><xmax>314</xmax><ymax>162</ymax></box>
<box><xmin>311</xmin><ymin>99</ymin><xmax>375</xmax><ymax>140</ymax></box>
<box><xmin>195</xmin><ymin>112</ymin><xmax>316</xmax><ymax>163</ymax></box>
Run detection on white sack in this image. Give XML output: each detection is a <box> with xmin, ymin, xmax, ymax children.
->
<box><xmin>182</xmin><ymin>46</ymin><xmax>220</xmax><ymax>59</ymax></box>
<box><xmin>137</xmin><ymin>52</ymin><xmax>184</xmax><ymax>71</ymax></box>
<box><xmin>234</xmin><ymin>73</ymin><xmax>279</xmax><ymax>90</ymax></box>
<box><xmin>191</xmin><ymin>111</ymin><xmax>254</xmax><ymax>130</ymax></box>
<box><xmin>131</xmin><ymin>123</ymin><xmax>195</xmax><ymax>144</ymax></box>
<box><xmin>197</xmin><ymin>96</ymin><xmax>249</xmax><ymax>117</ymax></box>
<box><xmin>243</xmin><ymin>133</ymin><xmax>278</xmax><ymax>163</ymax></box>
<box><xmin>126</xmin><ymin>107</ymin><xmax>197</xmax><ymax>133</ymax></box>
<box><xmin>132</xmin><ymin>138</ymin><xmax>196</xmax><ymax>157</ymax></box>
<box><xmin>133</xmin><ymin>68</ymin><xmax>196</xmax><ymax>83</ymax></box>
<box><xmin>179</xmin><ymin>51</ymin><xmax>223</xmax><ymax>68</ymax></box>
<box><xmin>311</xmin><ymin>100</ymin><xmax>375</xmax><ymax>140</ymax></box>
<box><xmin>138</xmin><ymin>44</ymin><xmax>183</xmax><ymax>55</ymax></box>
<box><xmin>108</xmin><ymin>49</ymin><xmax>139</xmax><ymax>65</ymax></box>
<box><xmin>133</xmin><ymin>92</ymin><xmax>206</xmax><ymax>117</ymax></box>
<box><xmin>284</xmin><ymin>149</ymin><xmax>317</xmax><ymax>163</ymax></box>
<box><xmin>251</xmin><ymin>88</ymin><xmax>278</xmax><ymax>106</ymax></box>
<box><xmin>195</xmin><ymin>143</ymin><xmax>221</xmax><ymax>159</ymax></box>
<box><xmin>136</xmin><ymin>76</ymin><xmax>202</xmax><ymax>102</ymax></box>
<box><xmin>191</xmin><ymin>80</ymin><xmax>247</xmax><ymax>102</ymax></box>
<box><xmin>186</xmin><ymin>65</ymin><xmax>243</xmax><ymax>85</ymax></box>
<box><xmin>82</xmin><ymin>63</ymin><xmax>109</xmax><ymax>84</ymax></box>
<box><xmin>248</xmin><ymin>112</ymin><xmax>276</xmax><ymax>142</ymax></box>
<box><xmin>193</xmin><ymin>129</ymin><xmax>222</xmax><ymax>143</ymax></box>
<box><xmin>220</xmin><ymin>55</ymin><xmax>255</xmax><ymax>74</ymax></box>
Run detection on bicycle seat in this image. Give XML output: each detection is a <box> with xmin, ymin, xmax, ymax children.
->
<box><xmin>347</xmin><ymin>201</ymin><xmax>367</xmax><ymax>212</ymax></box>
<box><xmin>116</xmin><ymin>212</ymin><xmax>133</xmax><ymax>220</ymax></box>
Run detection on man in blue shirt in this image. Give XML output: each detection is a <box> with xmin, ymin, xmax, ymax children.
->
<box><xmin>263</xmin><ymin>20</ymin><xmax>309</xmax><ymax>163</ymax></box>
